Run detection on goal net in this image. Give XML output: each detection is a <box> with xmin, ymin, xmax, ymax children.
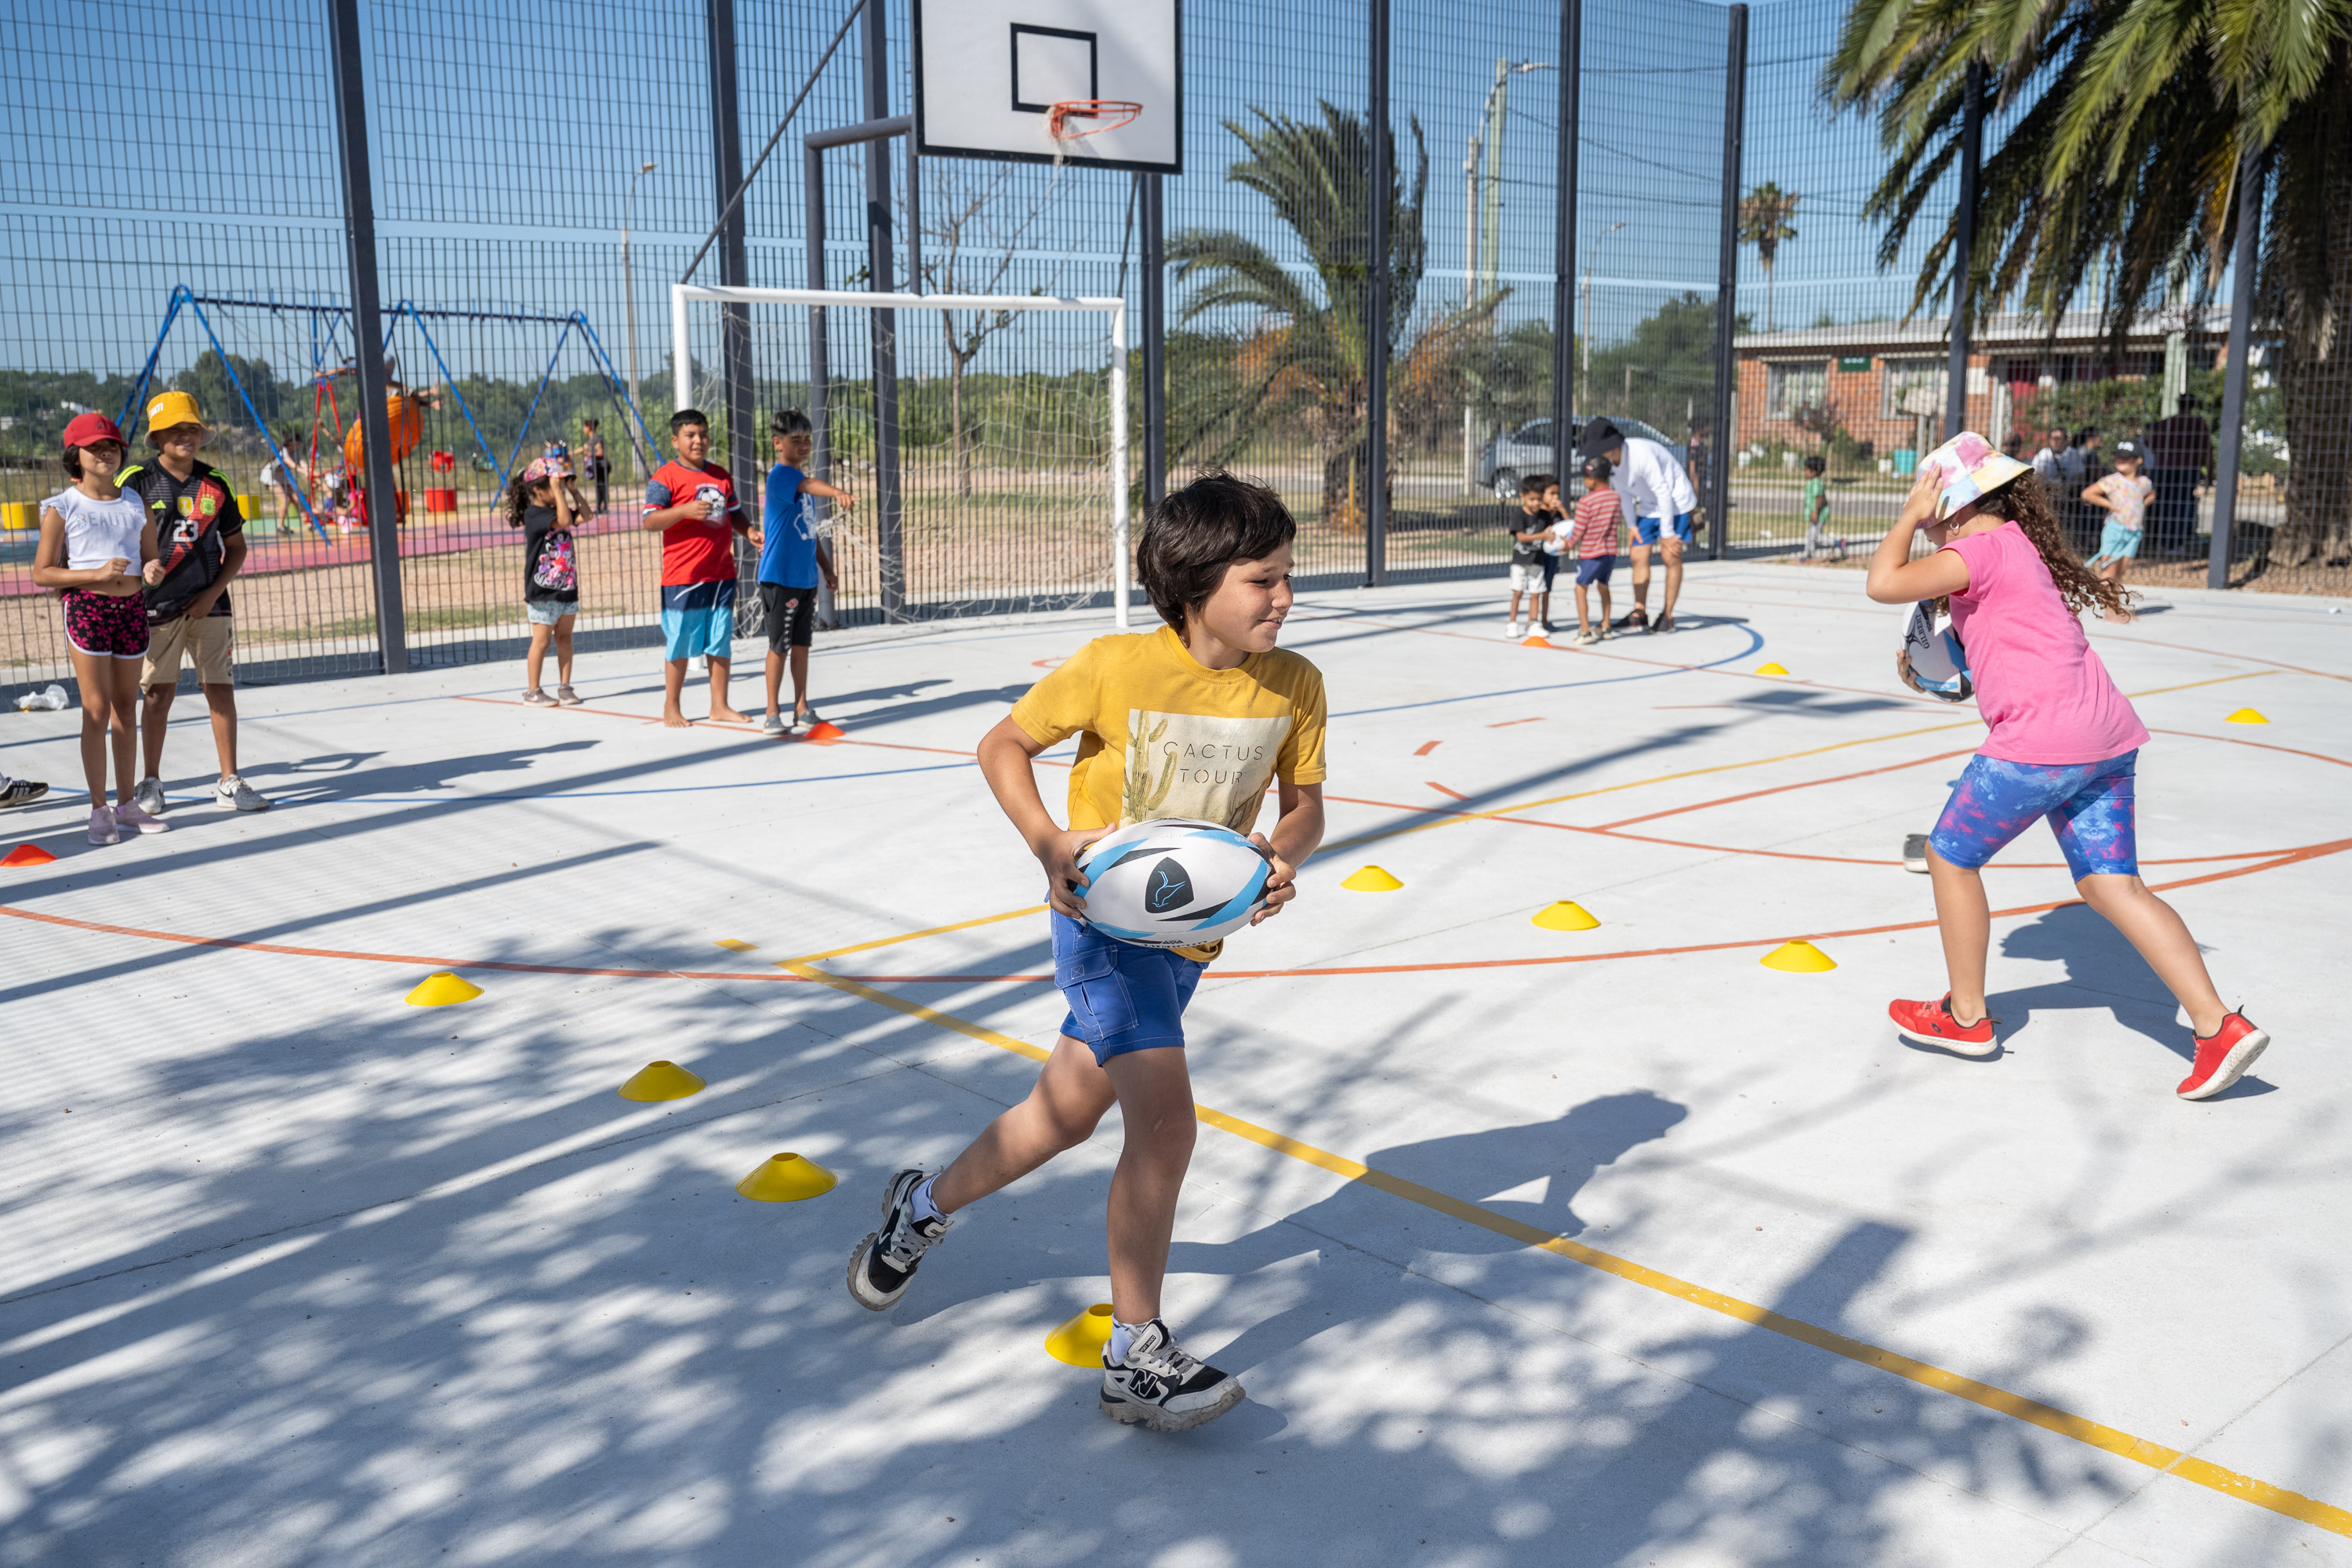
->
<box><xmin>670</xmin><ymin>285</ymin><xmax>1131</xmax><ymax>628</ymax></box>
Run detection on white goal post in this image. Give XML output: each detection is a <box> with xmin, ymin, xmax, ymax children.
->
<box><xmin>670</xmin><ymin>284</ymin><xmax>1131</xmax><ymax>627</ymax></box>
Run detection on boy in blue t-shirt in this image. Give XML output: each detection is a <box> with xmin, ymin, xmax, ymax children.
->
<box><xmin>751</xmin><ymin>408</ymin><xmax>855</xmax><ymax>736</ymax></box>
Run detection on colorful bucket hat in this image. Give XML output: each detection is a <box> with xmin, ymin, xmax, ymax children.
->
<box><xmin>1918</xmin><ymin>431</ymin><xmax>2031</xmax><ymax>521</ymax></box>
<box><xmin>520</xmin><ymin>456</ymin><xmax>569</xmax><ymax>485</ymax></box>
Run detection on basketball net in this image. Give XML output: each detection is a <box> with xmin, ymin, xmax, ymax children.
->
<box><xmin>1046</xmin><ymin>100</ymin><xmax>1142</xmax><ymax>168</ymax></box>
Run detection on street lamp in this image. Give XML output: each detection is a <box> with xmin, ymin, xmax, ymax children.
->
<box><xmin>1579</xmin><ymin>220</ymin><xmax>1628</xmax><ymax>414</ymax></box>
<box><xmin>1461</xmin><ymin>59</ymin><xmax>1550</xmax><ymax>489</ymax></box>
<box><xmin>623</xmin><ymin>160</ymin><xmax>656</xmax><ymax>483</ymax></box>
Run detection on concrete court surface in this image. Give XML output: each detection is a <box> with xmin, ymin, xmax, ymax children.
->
<box><xmin>2</xmin><ymin>562</ymin><xmax>2348</xmax><ymax>1568</ymax></box>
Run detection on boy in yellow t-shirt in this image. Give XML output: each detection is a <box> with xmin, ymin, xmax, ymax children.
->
<box><xmin>845</xmin><ymin>471</ymin><xmax>1327</xmax><ymax>1433</ymax></box>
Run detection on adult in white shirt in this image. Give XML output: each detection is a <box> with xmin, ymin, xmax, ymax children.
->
<box><xmin>2030</xmin><ymin>426</ymin><xmax>2084</xmax><ymax>496</ymax></box>
<box><xmin>1580</xmin><ymin>420</ymin><xmax>1697</xmax><ymax>633</ymax></box>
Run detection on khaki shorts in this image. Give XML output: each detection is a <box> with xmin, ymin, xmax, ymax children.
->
<box><xmin>143</xmin><ymin>613</ymin><xmax>234</xmax><ymax>688</ymax></box>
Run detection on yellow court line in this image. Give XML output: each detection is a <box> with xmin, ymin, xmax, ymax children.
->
<box><xmin>785</xmin><ymin>905</ymin><xmax>1048</xmax><ymax>966</ymax></box>
<box><xmin>779</xmin><ymin>959</ymin><xmax>2350</xmax><ymax>1537</ymax></box>
<box><xmin>1324</xmin><ymin>669</ymin><xmax>2273</xmax><ymax>854</ymax></box>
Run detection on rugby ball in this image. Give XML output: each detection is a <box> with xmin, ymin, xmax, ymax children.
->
<box><xmin>1073</xmin><ymin>818</ymin><xmax>1272</xmax><ymax>949</ymax></box>
<box><xmin>1897</xmin><ymin>601</ymin><xmax>1973</xmax><ymax>702</ymax></box>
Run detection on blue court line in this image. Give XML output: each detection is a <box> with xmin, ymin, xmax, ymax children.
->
<box><xmin>1323</xmin><ymin>624</ymin><xmax>1766</xmax><ymax>719</ymax></box>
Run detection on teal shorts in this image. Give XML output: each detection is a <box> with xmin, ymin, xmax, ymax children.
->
<box><xmin>2090</xmin><ymin>520</ymin><xmax>2143</xmax><ymax>563</ymax></box>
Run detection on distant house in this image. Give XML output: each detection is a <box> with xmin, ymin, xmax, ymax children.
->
<box><xmin>1733</xmin><ymin>308</ymin><xmax>2233</xmax><ymax>459</ymax></box>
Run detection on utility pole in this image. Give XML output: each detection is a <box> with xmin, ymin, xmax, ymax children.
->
<box><xmin>1579</xmin><ymin>220</ymin><xmax>1625</xmax><ymax>410</ymax></box>
<box><xmin>2207</xmin><ymin>153</ymin><xmax>2263</xmax><ymax>590</ymax></box>
<box><xmin>1464</xmin><ymin>57</ymin><xmax>1550</xmax><ymax>491</ymax></box>
<box><xmin>1552</xmin><ymin>0</ymin><xmax>1579</xmax><ymax>499</ymax></box>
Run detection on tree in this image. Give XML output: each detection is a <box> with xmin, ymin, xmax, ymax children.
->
<box><xmin>1582</xmin><ymin>292</ymin><xmax>1729</xmax><ymax>436</ymax></box>
<box><xmin>1737</xmin><ymin>183</ymin><xmax>1801</xmax><ymax>332</ymax></box>
<box><xmin>1823</xmin><ymin>0</ymin><xmax>2350</xmax><ymax>561</ymax></box>
<box><xmin>1167</xmin><ymin>102</ymin><xmax>1500</xmax><ymax>528</ymax></box>
<box><xmin>918</xmin><ymin>166</ymin><xmax>1059</xmax><ymax>497</ymax></box>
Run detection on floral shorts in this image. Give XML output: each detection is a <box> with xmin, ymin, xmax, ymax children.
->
<box><xmin>1929</xmin><ymin>750</ymin><xmax>2139</xmax><ymax>880</ymax></box>
<box><xmin>62</xmin><ymin>590</ymin><xmax>151</xmax><ymax>659</ymax></box>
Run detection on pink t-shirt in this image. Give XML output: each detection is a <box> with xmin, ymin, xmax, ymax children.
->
<box><xmin>1944</xmin><ymin>521</ymin><xmax>2147</xmax><ymax>764</ymax></box>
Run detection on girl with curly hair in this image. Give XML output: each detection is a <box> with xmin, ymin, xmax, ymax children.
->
<box><xmin>1864</xmin><ymin>434</ymin><xmax>2267</xmax><ymax>1101</ymax></box>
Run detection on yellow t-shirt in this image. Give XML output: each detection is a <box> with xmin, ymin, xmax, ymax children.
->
<box><xmin>1011</xmin><ymin>626</ymin><xmax>1327</xmax><ymax>957</ymax></box>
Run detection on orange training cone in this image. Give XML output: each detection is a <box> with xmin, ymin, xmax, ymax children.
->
<box><xmin>802</xmin><ymin>720</ymin><xmax>846</xmax><ymax>742</ymax></box>
<box><xmin>2</xmin><ymin>844</ymin><xmax>57</xmax><ymax>867</ymax></box>
<box><xmin>1520</xmin><ymin>634</ymin><xmax>1553</xmax><ymax>648</ymax></box>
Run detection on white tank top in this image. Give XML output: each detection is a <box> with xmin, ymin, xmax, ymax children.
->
<box><xmin>46</xmin><ymin>487</ymin><xmax>147</xmax><ymax>573</ymax></box>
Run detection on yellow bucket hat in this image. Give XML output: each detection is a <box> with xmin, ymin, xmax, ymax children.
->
<box><xmin>143</xmin><ymin>389</ymin><xmax>212</xmax><ymax>443</ymax></box>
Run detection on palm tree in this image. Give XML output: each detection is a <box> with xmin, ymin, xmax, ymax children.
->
<box><xmin>1737</xmin><ymin>183</ymin><xmax>1802</xmax><ymax>332</ymax></box>
<box><xmin>1167</xmin><ymin>103</ymin><xmax>1499</xmax><ymax>528</ymax></box>
<box><xmin>1823</xmin><ymin>0</ymin><xmax>2351</xmax><ymax>561</ymax></box>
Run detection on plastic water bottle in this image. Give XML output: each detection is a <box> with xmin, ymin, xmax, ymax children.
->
<box><xmin>14</xmin><ymin>684</ymin><xmax>67</xmax><ymax>711</ymax></box>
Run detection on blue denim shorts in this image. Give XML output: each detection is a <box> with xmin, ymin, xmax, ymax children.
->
<box><xmin>1929</xmin><ymin>750</ymin><xmax>2140</xmax><ymax>880</ymax></box>
<box><xmin>1052</xmin><ymin>911</ymin><xmax>1204</xmax><ymax>1065</ymax></box>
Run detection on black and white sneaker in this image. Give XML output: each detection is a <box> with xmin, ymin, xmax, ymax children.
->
<box><xmin>845</xmin><ymin>1167</ymin><xmax>952</xmax><ymax>1311</ymax></box>
<box><xmin>1099</xmin><ymin>1317</ymin><xmax>1244</xmax><ymax>1432</ymax></box>
<box><xmin>1903</xmin><ymin>833</ymin><xmax>1931</xmax><ymax>874</ymax></box>
<box><xmin>0</xmin><ymin>778</ymin><xmax>48</xmax><ymax>809</ymax></box>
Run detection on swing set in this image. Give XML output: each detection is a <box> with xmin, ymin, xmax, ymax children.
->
<box><xmin>119</xmin><ymin>285</ymin><xmax>659</xmax><ymax>543</ymax></box>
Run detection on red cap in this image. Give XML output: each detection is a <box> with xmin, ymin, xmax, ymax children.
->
<box><xmin>62</xmin><ymin>412</ymin><xmax>126</xmax><ymax>451</ymax></box>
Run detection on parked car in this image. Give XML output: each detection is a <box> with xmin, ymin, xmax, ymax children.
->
<box><xmin>1474</xmin><ymin>415</ymin><xmax>1687</xmax><ymax>497</ymax></box>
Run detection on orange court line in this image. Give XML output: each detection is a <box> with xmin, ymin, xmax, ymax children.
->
<box><xmin>776</xmin><ymin>960</ymin><xmax>2352</xmax><ymax>1537</ymax></box>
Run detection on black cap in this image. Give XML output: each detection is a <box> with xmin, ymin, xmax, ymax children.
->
<box><xmin>2113</xmin><ymin>438</ymin><xmax>2144</xmax><ymax>459</ymax></box>
<box><xmin>1581</xmin><ymin>455</ymin><xmax>1613</xmax><ymax>481</ymax></box>
<box><xmin>1578</xmin><ymin>419</ymin><xmax>1624</xmax><ymax>459</ymax></box>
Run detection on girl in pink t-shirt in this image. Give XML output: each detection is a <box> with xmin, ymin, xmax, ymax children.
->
<box><xmin>1864</xmin><ymin>434</ymin><xmax>2268</xmax><ymax>1101</ymax></box>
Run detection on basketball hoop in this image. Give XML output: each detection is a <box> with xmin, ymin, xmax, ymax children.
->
<box><xmin>1047</xmin><ymin>100</ymin><xmax>1142</xmax><ymax>140</ymax></box>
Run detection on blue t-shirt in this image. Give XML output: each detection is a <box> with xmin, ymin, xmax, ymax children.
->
<box><xmin>759</xmin><ymin>463</ymin><xmax>820</xmax><ymax>586</ymax></box>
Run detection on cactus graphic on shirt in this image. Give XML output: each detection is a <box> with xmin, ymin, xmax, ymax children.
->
<box><xmin>1122</xmin><ymin>715</ymin><xmax>1176</xmax><ymax>820</ymax></box>
<box><xmin>1120</xmin><ymin>709</ymin><xmax>1294</xmax><ymax>832</ymax></box>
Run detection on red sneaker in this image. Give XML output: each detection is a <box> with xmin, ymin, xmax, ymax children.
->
<box><xmin>2177</xmin><ymin>1012</ymin><xmax>2269</xmax><ymax>1101</ymax></box>
<box><xmin>1889</xmin><ymin>993</ymin><xmax>1998</xmax><ymax>1057</ymax></box>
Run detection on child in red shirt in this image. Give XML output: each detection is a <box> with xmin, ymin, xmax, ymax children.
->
<box><xmin>1562</xmin><ymin>456</ymin><xmax>1621</xmax><ymax>644</ymax></box>
<box><xmin>642</xmin><ymin>408</ymin><xmax>752</xmax><ymax>728</ymax></box>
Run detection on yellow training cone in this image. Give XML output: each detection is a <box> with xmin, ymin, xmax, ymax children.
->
<box><xmin>1532</xmin><ymin>901</ymin><xmax>1600</xmax><ymax>931</ymax></box>
<box><xmin>619</xmin><ymin>1060</ymin><xmax>706</xmax><ymax>1102</ymax></box>
<box><xmin>713</xmin><ymin>938</ymin><xmax>757</xmax><ymax>952</ymax></box>
<box><xmin>1045</xmin><ymin>1303</ymin><xmax>1116</xmax><ymax>1367</ymax></box>
<box><xmin>405</xmin><ymin>971</ymin><xmax>482</xmax><ymax>1007</ymax></box>
<box><xmin>1342</xmin><ymin>865</ymin><xmax>1404</xmax><ymax>891</ymax></box>
<box><xmin>1755</xmin><ymin>662</ymin><xmax>1789</xmax><ymax>676</ymax></box>
<box><xmin>735</xmin><ymin>1152</ymin><xmax>838</xmax><ymax>1203</ymax></box>
<box><xmin>1760</xmin><ymin>940</ymin><xmax>1836</xmax><ymax>973</ymax></box>
<box><xmin>2224</xmin><ymin>708</ymin><xmax>2269</xmax><ymax>724</ymax></box>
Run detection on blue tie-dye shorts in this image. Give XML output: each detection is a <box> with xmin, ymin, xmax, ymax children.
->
<box><xmin>1927</xmin><ymin>750</ymin><xmax>2140</xmax><ymax>880</ymax></box>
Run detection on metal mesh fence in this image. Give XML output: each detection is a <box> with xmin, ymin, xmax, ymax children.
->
<box><xmin>3</xmin><ymin>0</ymin><xmax>2337</xmax><ymax>701</ymax></box>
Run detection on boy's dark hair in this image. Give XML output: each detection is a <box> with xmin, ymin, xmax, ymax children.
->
<box><xmin>670</xmin><ymin>408</ymin><xmax>710</xmax><ymax>435</ymax></box>
<box><xmin>1581</xmin><ymin>455</ymin><xmax>1613</xmax><ymax>481</ymax></box>
<box><xmin>1519</xmin><ymin>473</ymin><xmax>1554</xmax><ymax>496</ymax></box>
<box><xmin>1804</xmin><ymin>454</ymin><xmax>1827</xmax><ymax>474</ymax></box>
<box><xmin>770</xmin><ymin>408</ymin><xmax>813</xmax><ymax>437</ymax></box>
<box><xmin>1137</xmin><ymin>470</ymin><xmax>1297</xmax><ymax>632</ymax></box>
<box><xmin>583</xmin><ymin>417</ymin><xmax>599</xmax><ymax>428</ymax></box>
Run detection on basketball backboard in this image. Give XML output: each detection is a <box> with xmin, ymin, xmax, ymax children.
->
<box><xmin>913</xmin><ymin>0</ymin><xmax>1181</xmax><ymax>174</ymax></box>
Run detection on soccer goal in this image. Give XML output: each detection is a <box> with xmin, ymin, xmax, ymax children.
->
<box><xmin>670</xmin><ymin>285</ymin><xmax>1131</xmax><ymax>628</ymax></box>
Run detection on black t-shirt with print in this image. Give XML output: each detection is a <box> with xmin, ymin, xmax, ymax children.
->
<box><xmin>124</xmin><ymin>459</ymin><xmax>245</xmax><ymax>624</ymax></box>
<box><xmin>1508</xmin><ymin>507</ymin><xmax>1550</xmax><ymax>567</ymax></box>
<box><xmin>521</xmin><ymin>505</ymin><xmax>579</xmax><ymax>605</ymax></box>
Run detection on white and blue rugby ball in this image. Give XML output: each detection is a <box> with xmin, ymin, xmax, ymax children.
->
<box><xmin>1074</xmin><ymin>817</ymin><xmax>1272</xmax><ymax>949</ymax></box>
<box><xmin>1897</xmin><ymin>601</ymin><xmax>1973</xmax><ymax>702</ymax></box>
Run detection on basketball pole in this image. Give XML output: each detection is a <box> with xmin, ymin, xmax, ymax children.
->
<box><xmin>1944</xmin><ymin>60</ymin><xmax>1984</xmax><ymax>442</ymax></box>
<box><xmin>1142</xmin><ymin>174</ymin><xmax>1167</xmax><ymax>517</ymax></box>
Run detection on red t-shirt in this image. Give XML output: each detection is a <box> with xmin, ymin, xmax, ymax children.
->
<box><xmin>1566</xmin><ymin>489</ymin><xmax>1620</xmax><ymax>558</ymax></box>
<box><xmin>644</xmin><ymin>460</ymin><xmax>741</xmax><ymax>585</ymax></box>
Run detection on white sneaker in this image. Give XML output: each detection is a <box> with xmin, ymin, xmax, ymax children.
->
<box><xmin>1575</xmin><ymin>630</ymin><xmax>1598</xmax><ymax>646</ymax></box>
<box><xmin>132</xmin><ymin>775</ymin><xmax>168</xmax><ymax>817</ymax></box>
<box><xmin>216</xmin><ymin>775</ymin><xmax>273</xmax><ymax>812</ymax></box>
<box><xmin>87</xmin><ymin>805</ymin><xmax>118</xmax><ymax>845</ymax></box>
<box><xmin>1503</xmin><ymin>620</ymin><xmax>1523</xmax><ymax>640</ymax></box>
<box><xmin>1099</xmin><ymin>1317</ymin><xmax>1245</xmax><ymax>1432</ymax></box>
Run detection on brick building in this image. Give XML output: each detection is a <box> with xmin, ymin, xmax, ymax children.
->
<box><xmin>1733</xmin><ymin>308</ymin><xmax>2231</xmax><ymax>460</ymax></box>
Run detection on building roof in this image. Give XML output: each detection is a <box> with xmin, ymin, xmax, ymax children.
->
<box><xmin>1735</xmin><ymin>307</ymin><xmax>2233</xmax><ymax>356</ymax></box>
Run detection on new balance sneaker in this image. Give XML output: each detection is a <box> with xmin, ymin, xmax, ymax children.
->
<box><xmin>87</xmin><ymin>805</ymin><xmax>118</xmax><ymax>845</ymax></box>
<box><xmin>1902</xmin><ymin>833</ymin><xmax>1931</xmax><ymax>874</ymax></box>
<box><xmin>112</xmin><ymin>801</ymin><xmax>169</xmax><ymax>834</ymax></box>
<box><xmin>132</xmin><ymin>775</ymin><xmax>167</xmax><ymax>818</ymax></box>
<box><xmin>1889</xmin><ymin>993</ymin><xmax>1998</xmax><ymax>1057</ymax></box>
<box><xmin>1099</xmin><ymin>1317</ymin><xmax>1245</xmax><ymax>1432</ymax></box>
<box><xmin>216</xmin><ymin>775</ymin><xmax>272</xmax><ymax>812</ymax></box>
<box><xmin>2177</xmin><ymin>1011</ymin><xmax>2269</xmax><ymax>1101</ymax></box>
<box><xmin>845</xmin><ymin>1167</ymin><xmax>953</xmax><ymax>1312</ymax></box>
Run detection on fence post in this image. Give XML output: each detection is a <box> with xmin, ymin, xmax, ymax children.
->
<box><xmin>1707</xmin><ymin>5</ymin><xmax>1746</xmax><ymax>561</ymax></box>
<box><xmin>1553</xmin><ymin>0</ymin><xmax>1579</xmax><ymax>503</ymax></box>
<box><xmin>1365</xmin><ymin>0</ymin><xmax>1391</xmax><ymax>589</ymax></box>
<box><xmin>863</xmin><ymin>0</ymin><xmax>906</xmax><ymax>620</ymax></box>
<box><xmin>706</xmin><ymin>0</ymin><xmax>755</xmax><ymax>506</ymax></box>
<box><xmin>327</xmin><ymin>0</ymin><xmax>407</xmax><ymax>675</ymax></box>
<box><xmin>2208</xmin><ymin>154</ymin><xmax>2262</xmax><ymax>591</ymax></box>
<box><xmin>1944</xmin><ymin>60</ymin><xmax>1984</xmax><ymax>441</ymax></box>
<box><xmin>1142</xmin><ymin>173</ymin><xmax>1167</xmax><ymax>514</ymax></box>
